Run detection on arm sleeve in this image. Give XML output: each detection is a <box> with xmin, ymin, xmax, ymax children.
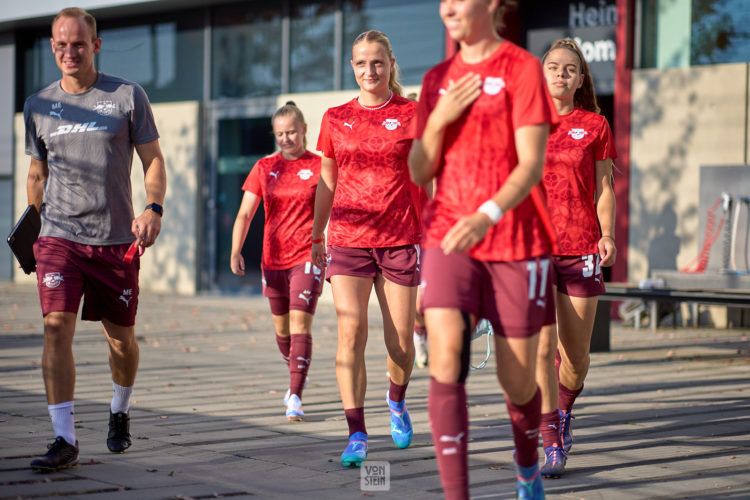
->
<box><xmin>241</xmin><ymin>163</ymin><xmax>262</xmax><ymax>196</ymax></box>
<box><xmin>130</xmin><ymin>84</ymin><xmax>160</xmax><ymax>145</ymax></box>
<box><xmin>23</xmin><ymin>100</ymin><xmax>47</xmax><ymax>161</ymax></box>
<box><xmin>510</xmin><ymin>56</ymin><xmax>559</xmax><ymax>131</ymax></box>
<box><xmin>415</xmin><ymin>71</ymin><xmax>436</xmax><ymax>140</ymax></box>
<box><xmin>595</xmin><ymin>117</ymin><xmax>618</xmax><ymax>161</ymax></box>
<box><xmin>316</xmin><ymin>110</ymin><xmax>334</xmax><ymax>158</ymax></box>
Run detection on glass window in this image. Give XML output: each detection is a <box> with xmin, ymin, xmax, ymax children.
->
<box><xmin>212</xmin><ymin>2</ymin><xmax>283</xmax><ymax>99</ymax></box>
<box><xmin>17</xmin><ymin>33</ymin><xmax>60</xmax><ymax>110</ymax></box>
<box><xmin>342</xmin><ymin>0</ymin><xmax>444</xmax><ymax>89</ymax></box>
<box><xmin>99</xmin><ymin>13</ymin><xmax>204</xmax><ymax>103</ymax></box>
<box><xmin>691</xmin><ymin>0</ymin><xmax>750</xmax><ymax>65</ymax></box>
<box><xmin>16</xmin><ymin>11</ymin><xmax>204</xmax><ymax>109</ymax></box>
<box><xmin>640</xmin><ymin>0</ymin><xmax>750</xmax><ymax>68</ymax></box>
<box><xmin>290</xmin><ymin>0</ymin><xmax>337</xmax><ymax>93</ymax></box>
<box><xmin>214</xmin><ymin>117</ymin><xmax>275</xmax><ymax>291</ymax></box>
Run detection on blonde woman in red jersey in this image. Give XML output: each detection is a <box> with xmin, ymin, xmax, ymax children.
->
<box><xmin>312</xmin><ymin>30</ymin><xmax>422</xmax><ymax>467</ymax></box>
<box><xmin>409</xmin><ymin>1</ymin><xmax>557</xmax><ymax>499</ymax></box>
<box><xmin>535</xmin><ymin>39</ymin><xmax>617</xmax><ymax>479</ymax></box>
<box><xmin>231</xmin><ymin>102</ymin><xmax>322</xmax><ymax>422</ymax></box>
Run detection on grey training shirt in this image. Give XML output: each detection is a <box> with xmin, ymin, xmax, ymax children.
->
<box><xmin>24</xmin><ymin>73</ymin><xmax>160</xmax><ymax>245</ymax></box>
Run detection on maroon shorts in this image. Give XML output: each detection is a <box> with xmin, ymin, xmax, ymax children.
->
<box><xmin>553</xmin><ymin>254</ymin><xmax>606</xmax><ymax>298</ymax></box>
<box><xmin>421</xmin><ymin>248</ymin><xmax>555</xmax><ymax>338</ymax></box>
<box><xmin>262</xmin><ymin>261</ymin><xmax>324</xmax><ymax>315</ymax></box>
<box><xmin>326</xmin><ymin>244</ymin><xmax>420</xmax><ymax>287</ymax></box>
<box><xmin>33</xmin><ymin>236</ymin><xmax>139</xmax><ymax>326</ymax></box>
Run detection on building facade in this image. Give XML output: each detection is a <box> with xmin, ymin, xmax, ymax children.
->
<box><xmin>3</xmin><ymin>0</ymin><xmax>749</xmax><ymax>298</ymax></box>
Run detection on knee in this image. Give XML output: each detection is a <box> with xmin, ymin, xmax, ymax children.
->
<box><xmin>43</xmin><ymin>313</ymin><xmax>74</xmax><ymax>344</ymax></box>
<box><xmin>537</xmin><ymin>329</ymin><xmax>558</xmax><ymax>364</ymax></box>
<box><xmin>338</xmin><ymin>326</ymin><xmax>367</xmax><ymax>354</ymax></box>
<box><xmin>387</xmin><ymin>343</ymin><xmax>413</xmax><ymax>366</ymax></box>
<box><xmin>501</xmin><ymin>379</ymin><xmax>538</xmax><ymax>405</ymax></box>
<box><xmin>565</xmin><ymin>352</ymin><xmax>590</xmax><ymax>373</ymax></box>
<box><xmin>108</xmin><ymin>333</ymin><xmax>138</xmax><ymax>356</ymax></box>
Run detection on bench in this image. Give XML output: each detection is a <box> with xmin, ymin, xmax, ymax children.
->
<box><xmin>590</xmin><ymin>282</ymin><xmax>750</xmax><ymax>352</ymax></box>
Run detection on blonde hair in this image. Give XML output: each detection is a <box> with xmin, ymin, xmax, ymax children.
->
<box><xmin>492</xmin><ymin>0</ymin><xmax>518</xmax><ymax>32</ymax></box>
<box><xmin>272</xmin><ymin>101</ymin><xmax>308</xmax><ymax>148</ymax></box>
<box><xmin>352</xmin><ymin>30</ymin><xmax>403</xmax><ymax>97</ymax></box>
<box><xmin>543</xmin><ymin>38</ymin><xmax>600</xmax><ymax>114</ymax></box>
<box><xmin>52</xmin><ymin>7</ymin><xmax>97</xmax><ymax>40</ymax></box>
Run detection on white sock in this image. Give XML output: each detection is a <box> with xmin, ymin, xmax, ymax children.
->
<box><xmin>111</xmin><ymin>382</ymin><xmax>133</xmax><ymax>414</ymax></box>
<box><xmin>48</xmin><ymin>401</ymin><xmax>76</xmax><ymax>446</ymax></box>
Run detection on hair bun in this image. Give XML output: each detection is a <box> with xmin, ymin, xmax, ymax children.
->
<box><xmin>285</xmin><ymin>101</ymin><xmax>296</xmax><ymax>107</ymax></box>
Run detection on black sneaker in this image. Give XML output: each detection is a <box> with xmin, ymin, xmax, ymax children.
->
<box><xmin>30</xmin><ymin>436</ymin><xmax>79</xmax><ymax>472</ymax></box>
<box><xmin>107</xmin><ymin>410</ymin><xmax>132</xmax><ymax>453</ymax></box>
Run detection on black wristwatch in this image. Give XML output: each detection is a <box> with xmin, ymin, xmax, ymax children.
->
<box><xmin>145</xmin><ymin>202</ymin><xmax>163</xmax><ymax>217</ymax></box>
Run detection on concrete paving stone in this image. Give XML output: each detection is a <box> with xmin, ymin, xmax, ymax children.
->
<box><xmin>66</xmin><ymin>481</ymin><xmax>252</xmax><ymax>500</ymax></box>
<box><xmin>1</xmin><ymin>476</ymin><xmax>123</xmax><ymax>498</ymax></box>
<box><xmin>64</xmin><ymin>486</ymin><xmax>253</xmax><ymax>500</ymax></box>
<box><xmin>3</xmin><ymin>283</ymin><xmax>750</xmax><ymax>498</ymax></box>
<box><xmin>61</xmin><ymin>461</ymin><xmax>203</xmax><ymax>489</ymax></box>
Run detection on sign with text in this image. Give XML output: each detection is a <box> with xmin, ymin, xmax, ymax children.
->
<box><xmin>524</xmin><ymin>1</ymin><xmax>617</xmax><ymax>95</ymax></box>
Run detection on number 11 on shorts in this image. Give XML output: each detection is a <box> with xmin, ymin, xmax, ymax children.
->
<box><xmin>526</xmin><ymin>258</ymin><xmax>550</xmax><ymax>300</ymax></box>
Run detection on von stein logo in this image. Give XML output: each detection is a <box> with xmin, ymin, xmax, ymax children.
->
<box><xmin>483</xmin><ymin>76</ymin><xmax>506</xmax><ymax>95</ymax></box>
<box><xmin>382</xmin><ymin>118</ymin><xmax>401</xmax><ymax>131</ymax></box>
<box><xmin>568</xmin><ymin>128</ymin><xmax>588</xmax><ymax>140</ymax></box>
<box><xmin>361</xmin><ymin>461</ymin><xmax>390</xmax><ymax>491</ymax></box>
<box><xmin>297</xmin><ymin>169</ymin><xmax>314</xmax><ymax>180</ymax></box>
<box><xmin>93</xmin><ymin>101</ymin><xmax>116</xmax><ymax>116</ymax></box>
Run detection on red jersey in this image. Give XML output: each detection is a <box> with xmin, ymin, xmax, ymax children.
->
<box><xmin>242</xmin><ymin>151</ymin><xmax>321</xmax><ymax>270</ymax></box>
<box><xmin>543</xmin><ymin>108</ymin><xmax>617</xmax><ymax>255</ymax></box>
<box><xmin>416</xmin><ymin>42</ymin><xmax>559</xmax><ymax>261</ymax></box>
<box><xmin>317</xmin><ymin>95</ymin><xmax>422</xmax><ymax>248</ymax></box>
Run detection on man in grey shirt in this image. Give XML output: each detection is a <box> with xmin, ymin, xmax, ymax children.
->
<box><xmin>24</xmin><ymin>7</ymin><xmax>167</xmax><ymax>472</ymax></box>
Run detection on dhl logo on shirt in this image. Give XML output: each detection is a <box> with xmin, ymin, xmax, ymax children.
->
<box><xmin>50</xmin><ymin>122</ymin><xmax>108</xmax><ymax>137</ymax></box>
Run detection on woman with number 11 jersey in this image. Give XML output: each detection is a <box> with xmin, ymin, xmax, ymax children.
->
<box><xmin>409</xmin><ymin>1</ymin><xmax>558</xmax><ymax>498</ymax></box>
<box><xmin>312</xmin><ymin>30</ymin><xmax>422</xmax><ymax>467</ymax></box>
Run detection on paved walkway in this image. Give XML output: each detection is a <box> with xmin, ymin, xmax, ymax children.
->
<box><xmin>1</xmin><ymin>281</ymin><xmax>749</xmax><ymax>499</ymax></box>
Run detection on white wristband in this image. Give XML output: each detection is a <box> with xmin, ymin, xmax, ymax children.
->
<box><xmin>477</xmin><ymin>200</ymin><xmax>504</xmax><ymax>224</ymax></box>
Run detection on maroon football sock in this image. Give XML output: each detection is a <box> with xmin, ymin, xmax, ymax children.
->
<box><xmin>275</xmin><ymin>334</ymin><xmax>291</xmax><ymax>366</ymax></box>
<box><xmin>429</xmin><ymin>377</ymin><xmax>469</xmax><ymax>500</ymax></box>
<box><xmin>540</xmin><ymin>410</ymin><xmax>561</xmax><ymax>449</ymax></box>
<box><xmin>388</xmin><ymin>379</ymin><xmax>408</xmax><ymax>403</ymax></box>
<box><xmin>289</xmin><ymin>333</ymin><xmax>312</xmax><ymax>397</ymax></box>
<box><xmin>414</xmin><ymin>323</ymin><xmax>427</xmax><ymax>337</ymax></box>
<box><xmin>344</xmin><ymin>407</ymin><xmax>367</xmax><ymax>437</ymax></box>
<box><xmin>506</xmin><ymin>387</ymin><xmax>541</xmax><ymax>468</ymax></box>
<box><xmin>558</xmin><ymin>382</ymin><xmax>583</xmax><ymax>414</ymax></box>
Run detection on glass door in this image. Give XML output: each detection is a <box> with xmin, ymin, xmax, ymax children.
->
<box><xmin>204</xmin><ymin>101</ymin><xmax>276</xmax><ymax>292</ymax></box>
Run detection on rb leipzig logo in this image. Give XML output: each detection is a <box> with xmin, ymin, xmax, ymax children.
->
<box><xmin>483</xmin><ymin>76</ymin><xmax>506</xmax><ymax>95</ymax></box>
<box><xmin>297</xmin><ymin>169</ymin><xmax>314</xmax><ymax>180</ymax></box>
<box><xmin>568</xmin><ymin>128</ymin><xmax>588</xmax><ymax>140</ymax></box>
<box><xmin>382</xmin><ymin>119</ymin><xmax>401</xmax><ymax>131</ymax></box>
